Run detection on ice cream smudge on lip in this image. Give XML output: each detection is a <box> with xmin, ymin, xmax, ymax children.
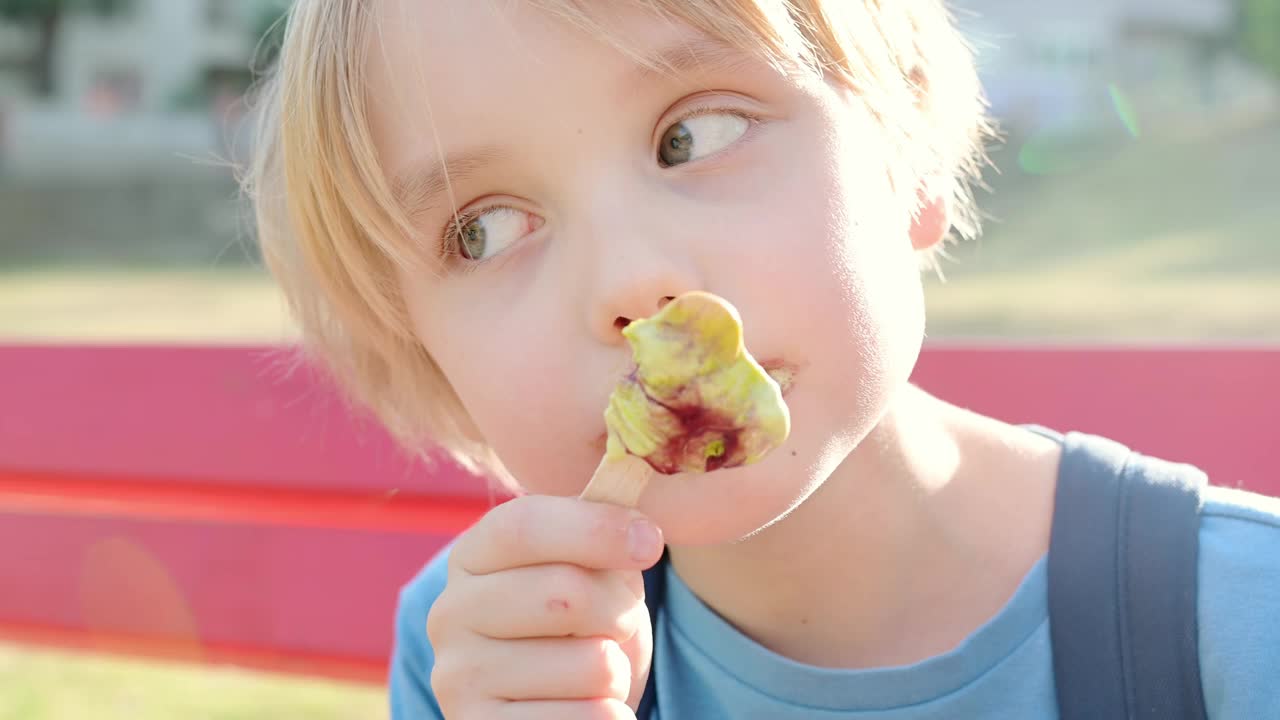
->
<box><xmin>602</xmin><ymin>291</ymin><xmax>791</xmax><ymax>475</ymax></box>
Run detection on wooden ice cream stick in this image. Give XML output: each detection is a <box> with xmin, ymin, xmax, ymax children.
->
<box><xmin>579</xmin><ymin>453</ymin><xmax>653</xmax><ymax>507</ymax></box>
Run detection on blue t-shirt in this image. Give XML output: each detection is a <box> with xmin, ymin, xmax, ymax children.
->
<box><xmin>388</xmin><ymin>484</ymin><xmax>1280</xmax><ymax>718</ymax></box>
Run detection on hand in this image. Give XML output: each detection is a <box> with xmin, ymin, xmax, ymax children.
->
<box><xmin>426</xmin><ymin>494</ymin><xmax>666</xmax><ymax>719</ymax></box>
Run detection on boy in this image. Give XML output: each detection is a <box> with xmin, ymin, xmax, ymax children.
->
<box><xmin>246</xmin><ymin>1</ymin><xmax>1280</xmax><ymax>717</ymax></box>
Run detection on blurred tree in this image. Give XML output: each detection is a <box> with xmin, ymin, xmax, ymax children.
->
<box><xmin>0</xmin><ymin>0</ymin><xmax>133</xmax><ymax>96</ymax></box>
<box><xmin>250</xmin><ymin>0</ymin><xmax>289</xmax><ymax>72</ymax></box>
<box><xmin>1240</xmin><ymin>0</ymin><xmax>1280</xmax><ymax>80</ymax></box>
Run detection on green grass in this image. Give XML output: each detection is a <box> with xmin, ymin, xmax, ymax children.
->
<box><xmin>0</xmin><ymin>643</ymin><xmax>387</xmax><ymax>720</ymax></box>
<box><xmin>0</xmin><ymin>267</ymin><xmax>294</xmax><ymax>343</ymax></box>
<box><xmin>923</xmin><ymin>117</ymin><xmax>1280</xmax><ymax>341</ymax></box>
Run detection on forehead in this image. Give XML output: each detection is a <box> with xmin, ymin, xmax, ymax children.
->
<box><xmin>365</xmin><ymin>0</ymin><xmax>760</xmax><ymax>178</ymax></box>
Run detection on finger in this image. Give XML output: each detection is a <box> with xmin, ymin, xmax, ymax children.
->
<box><xmin>451</xmin><ymin>495</ymin><xmax>664</xmax><ymax>577</ymax></box>
<box><xmin>426</xmin><ymin>568</ymin><xmax>645</xmax><ymax>661</ymax></box>
<box><xmin>432</xmin><ymin>636</ymin><xmax>632</xmax><ymax>703</ymax></box>
<box><xmin>482</xmin><ymin>698</ymin><xmax>635</xmax><ymax>720</ymax></box>
<box><xmin>449</xmin><ymin>564</ymin><xmax>647</xmax><ymax>643</ymax></box>
<box><xmin>619</xmin><ymin>608</ymin><xmax>654</xmax><ymax>710</ymax></box>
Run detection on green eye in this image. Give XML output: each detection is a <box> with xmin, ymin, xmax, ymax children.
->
<box><xmin>660</xmin><ymin>123</ymin><xmax>695</xmax><ymax>166</ymax></box>
<box><xmin>460</xmin><ymin>219</ymin><xmax>486</xmax><ymax>260</ymax></box>
<box><xmin>445</xmin><ymin>206</ymin><xmax>537</xmax><ymax>262</ymax></box>
<box><xmin>658</xmin><ymin>112</ymin><xmax>750</xmax><ymax>167</ymax></box>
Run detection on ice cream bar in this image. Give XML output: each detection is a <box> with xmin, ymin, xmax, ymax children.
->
<box><xmin>579</xmin><ymin>291</ymin><xmax>791</xmax><ymax>507</ymax></box>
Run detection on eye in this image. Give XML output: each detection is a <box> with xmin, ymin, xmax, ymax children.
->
<box><xmin>657</xmin><ymin>111</ymin><xmax>751</xmax><ymax>167</ymax></box>
<box><xmin>444</xmin><ymin>206</ymin><xmax>542</xmax><ymax>262</ymax></box>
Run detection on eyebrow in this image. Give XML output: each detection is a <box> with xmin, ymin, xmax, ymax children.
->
<box><xmin>391</xmin><ymin>39</ymin><xmax>767</xmax><ymax>218</ymax></box>
<box><xmin>391</xmin><ymin>146</ymin><xmax>506</xmax><ymax>220</ymax></box>
<box><xmin>629</xmin><ymin>36</ymin><xmax>768</xmax><ymax>85</ymax></box>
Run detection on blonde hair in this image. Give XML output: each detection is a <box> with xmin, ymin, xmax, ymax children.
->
<box><xmin>243</xmin><ymin>0</ymin><xmax>993</xmax><ymax>482</ymax></box>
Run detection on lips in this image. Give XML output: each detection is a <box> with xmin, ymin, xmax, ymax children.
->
<box><xmin>589</xmin><ymin>361</ymin><xmax>797</xmax><ymax>453</ymax></box>
<box><xmin>760</xmin><ymin>361</ymin><xmax>797</xmax><ymax>397</ymax></box>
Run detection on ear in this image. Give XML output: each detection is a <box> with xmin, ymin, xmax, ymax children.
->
<box><xmin>910</xmin><ymin>187</ymin><xmax>951</xmax><ymax>251</ymax></box>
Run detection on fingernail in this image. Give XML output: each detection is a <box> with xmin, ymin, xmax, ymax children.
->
<box><xmin>627</xmin><ymin>518</ymin><xmax>662</xmax><ymax>562</ymax></box>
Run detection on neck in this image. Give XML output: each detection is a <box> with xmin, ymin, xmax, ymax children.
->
<box><xmin>664</xmin><ymin>384</ymin><xmax>1061</xmax><ymax>669</ymax></box>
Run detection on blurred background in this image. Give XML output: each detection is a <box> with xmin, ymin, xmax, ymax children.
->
<box><xmin>0</xmin><ymin>1</ymin><xmax>1276</xmax><ymax>718</ymax></box>
<box><xmin>0</xmin><ymin>0</ymin><xmax>1276</xmax><ymax>345</ymax></box>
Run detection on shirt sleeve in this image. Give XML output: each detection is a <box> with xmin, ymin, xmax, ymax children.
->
<box><xmin>1197</xmin><ymin>487</ymin><xmax>1280</xmax><ymax>719</ymax></box>
<box><xmin>388</xmin><ymin>547</ymin><xmax>453</xmax><ymax>720</ymax></box>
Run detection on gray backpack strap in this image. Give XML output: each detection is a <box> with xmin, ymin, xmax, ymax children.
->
<box><xmin>1048</xmin><ymin>431</ymin><xmax>1209</xmax><ymax>720</ymax></box>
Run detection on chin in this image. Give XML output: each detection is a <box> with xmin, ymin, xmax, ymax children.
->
<box><xmin>635</xmin><ymin>448</ymin><xmax>826</xmax><ymax>546</ymax></box>
<box><xmin>640</xmin><ymin>384</ymin><xmax>877</xmax><ymax>546</ymax></box>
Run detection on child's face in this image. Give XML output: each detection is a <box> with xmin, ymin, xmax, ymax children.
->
<box><xmin>369</xmin><ymin>1</ymin><xmax>930</xmax><ymax>544</ymax></box>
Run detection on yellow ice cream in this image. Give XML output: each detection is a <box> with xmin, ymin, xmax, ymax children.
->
<box><xmin>603</xmin><ymin>292</ymin><xmax>791</xmax><ymax>474</ymax></box>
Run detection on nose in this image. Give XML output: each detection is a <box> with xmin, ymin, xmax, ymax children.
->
<box><xmin>586</xmin><ymin>250</ymin><xmax>700</xmax><ymax>345</ymax></box>
<box><xmin>614</xmin><ymin>295</ymin><xmax>675</xmax><ymax>333</ymax></box>
<box><xmin>571</xmin><ymin>165</ymin><xmax>703</xmax><ymax>344</ymax></box>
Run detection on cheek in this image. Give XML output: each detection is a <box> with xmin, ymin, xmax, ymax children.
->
<box><xmin>822</xmin><ymin>165</ymin><xmax>926</xmax><ymax>397</ymax></box>
<box><xmin>742</xmin><ymin>103</ymin><xmax>925</xmax><ymax>420</ymax></box>
<box><xmin>404</xmin><ymin>281</ymin><xmax>594</xmax><ymax>495</ymax></box>
<box><xmin>742</xmin><ymin>116</ymin><xmax>919</xmax><ymax>336</ymax></box>
<box><xmin>818</xmin><ymin>106</ymin><xmax>925</xmax><ymax>334</ymax></box>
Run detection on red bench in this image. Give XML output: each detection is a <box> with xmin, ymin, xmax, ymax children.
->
<box><xmin>1</xmin><ymin>343</ymin><xmax>1276</xmax><ymax>683</ymax></box>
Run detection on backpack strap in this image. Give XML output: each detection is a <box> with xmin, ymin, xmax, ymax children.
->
<box><xmin>635</xmin><ymin>549</ymin><xmax>668</xmax><ymax>720</ymax></box>
<box><xmin>1048</xmin><ymin>431</ymin><xmax>1209</xmax><ymax>720</ymax></box>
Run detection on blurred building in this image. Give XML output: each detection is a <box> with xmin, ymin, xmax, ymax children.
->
<box><xmin>0</xmin><ymin>0</ymin><xmax>1276</xmax><ymax>177</ymax></box>
<box><xmin>959</xmin><ymin>0</ymin><xmax>1277</xmax><ymax>137</ymax></box>
<box><xmin>0</xmin><ymin>0</ymin><xmax>276</xmax><ymax>176</ymax></box>
<box><xmin>0</xmin><ymin>19</ymin><xmax>29</xmax><ymax>100</ymax></box>
<box><xmin>1</xmin><ymin>0</ymin><xmax>264</xmax><ymax>111</ymax></box>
